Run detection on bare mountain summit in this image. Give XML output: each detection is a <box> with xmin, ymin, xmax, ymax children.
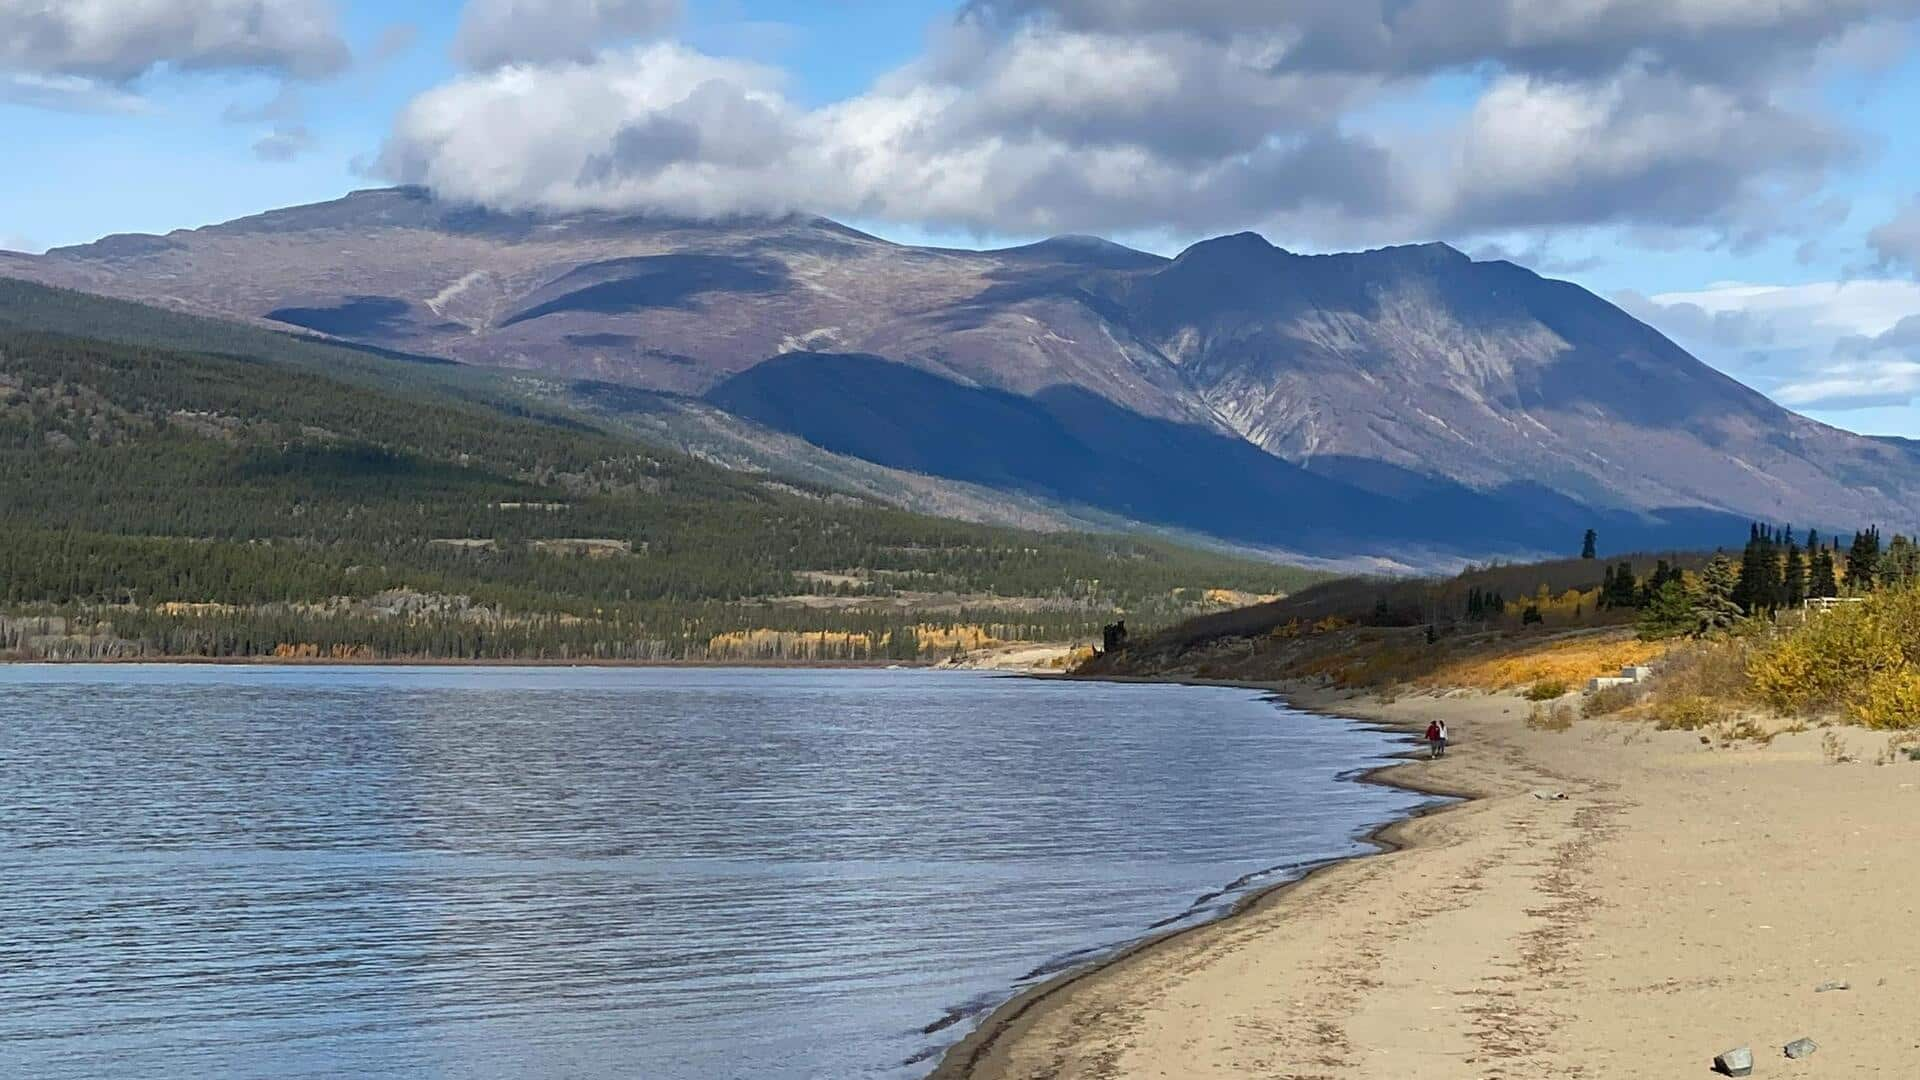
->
<box><xmin>6</xmin><ymin>187</ymin><xmax>1914</xmax><ymax>556</ymax></box>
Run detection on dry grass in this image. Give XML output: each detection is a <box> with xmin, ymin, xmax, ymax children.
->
<box><xmin>1822</xmin><ymin>730</ymin><xmax>1852</xmax><ymax>765</ymax></box>
<box><xmin>1527</xmin><ymin>702</ymin><xmax>1577</xmax><ymax>731</ymax></box>
<box><xmin>1119</xmin><ymin>623</ymin><xmax>1669</xmax><ymax>698</ymax></box>
<box><xmin>1525</xmin><ymin>679</ymin><xmax>1571</xmax><ymax>701</ymax></box>
<box><xmin>1583</xmin><ymin>682</ymin><xmax>1646</xmax><ymax>717</ymax></box>
<box><xmin>1708</xmin><ymin>718</ymin><xmax>1772</xmax><ymax>747</ymax></box>
<box><xmin>1651</xmin><ymin>695</ymin><xmax>1728</xmax><ymax>731</ymax></box>
<box><xmin>1647</xmin><ymin>637</ymin><xmax>1753</xmax><ymax>700</ymax></box>
<box><xmin>1417</xmin><ymin>633</ymin><xmax>1665</xmax><ymax>692</ymax></box>
<box><xmin>1131</xmin><ymin>552</ymin><xmax>1708</xmax><ymax>658</ymax></box>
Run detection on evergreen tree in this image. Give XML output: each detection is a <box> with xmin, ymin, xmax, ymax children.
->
<box><xmin>1845</xmin><ymin>527</ymin><xmax>1883</xmax><ymax>592</ymax></box>
<box><xmin>1636</xmin><ymin>578</ymin><xmax>1694</xmax><ymax>640</ymax></box>
<box><xmin>1806</xmin><ymin>530</ymin><xmax>1838</xmax><ymax>599</ymax></box>
<box><xmin>1522</xmin><ymin>604</ymin><xmax>1543</xmax><ymax>626</ymax></box>
<box><xmin>1602</xmin><ymin>561</ymin><xmax>1638</xmax><ymax>609</ymax></box>
<box><xmin>1734</xmin><ymin>532</ymin><xmax>1760</xmax><ymax>612</ymax></box>
<box><xmin>1734</xmin><ymin>525</ymin><xmax>1785</xmax><ymax>614</ymax></box>
<box><xmin>1783</xmin><ymin>536</ymin><xmax>1807</xmax><ymax>608</ymax></box>
<box><xmin>1636</xmin><ymin>560</ymin><xmax>1681</xmax><ymax>607</ymax></box>
<box><xmin>1694</xmin><ymin>554</ymin><xmax>1743</xmax><ymax>635</ymax></box>
<box><xmin>887</xmin><ymin>624</ymin><xmax>921</xmax><ymax>661</ymax></box>
<box><xmin>1581</xmin><ymin>529</ymin><xmax>1597</xmax><ymax>560</ymax></box>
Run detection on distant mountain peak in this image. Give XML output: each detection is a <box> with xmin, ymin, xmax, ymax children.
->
<box><xmin>1366</xmin><ymin>240</ymin><xmax>1472</xmax><ymax>267</ymax></box>
<box><xmin>989</xmin><ymin>234</ymin><xmax>1167</xmax><ymax>269</ymax></box>
<box><xmin>1175</xmin><ymin>231</ymin><xmax>1280</xmax><ymax>262</ymax></box>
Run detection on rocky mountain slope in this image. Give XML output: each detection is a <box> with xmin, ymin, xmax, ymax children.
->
<box><xmin>6</xmin><ymin>186</ymin><xmax>1914</xmax><ymax>557</ymax></box>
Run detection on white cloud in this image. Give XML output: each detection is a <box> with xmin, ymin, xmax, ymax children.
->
<box><xmin>1419</xmin><ymin>71</ymin><xmax>1847</xmax><ymax>235</ymax></box>
<box><xmin>378</xmin><ymin>1</ymin><xmax>1904</xmax><ymax>246</ymax></box>
<box><xmin>1623</xmin><ymin>281</ymin><xmax>1920</xmax><ymax>411</ymax></box>
<box><xmin>1647</xmin><ymin>280</ymin><xmax>1920</xmax><ymax>340</ymax></box>
<box><xmin>381</xmin><ymin>44</ymin><xmax>815</xmax><ymax>217</ymax></box>
<box><xmin>454</xmin><ymin>0</ymin><xmax>680</xmax><ymax>70</ymax></box>
<box><xmin>965</xmin><ymin>0</ymin><xmax>1920</xmax><ymax>83</ymax></box>
<box><xmin>1775</xmin><ymin>356</ymin><xmax>1920</xmax><ymax>411</ymax></box>
<box><xmin>0</xmin><ymin>0</ymin><xmax>350</xmax><ymax>83</ymax></box>
<box><xmin>0</xmin><ymin>72</ymin><xmax>150</xmax><ymax>113</ymax></box>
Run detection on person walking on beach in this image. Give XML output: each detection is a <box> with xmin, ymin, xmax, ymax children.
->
<box><xmin>1436</xmin><ymin>720</ymin><xmax>1449</xmax><ymax>758</ymax></box>
<box><xmin>1424</xmin><ymin>721</ymin><xmax>1443</xmax><ymax>760</ymax></box>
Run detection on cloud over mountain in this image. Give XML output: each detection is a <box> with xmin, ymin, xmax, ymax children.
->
<box><xmin>377</xmin><ymin>0</ymin><xmax>1910</xmax><ymax>247</ymax></box>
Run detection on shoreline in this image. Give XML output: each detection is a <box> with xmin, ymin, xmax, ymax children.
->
<box><xmin>929</xmin><ymin>680</ymin><xmax>1479</xmax><ymax>1080</ymax></box>
<box><xmin>934</xmin><ymin>678</ymin><xmax>1920</xmax><ymax>1078</ymax></box>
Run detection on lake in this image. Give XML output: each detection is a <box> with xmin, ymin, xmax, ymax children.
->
<box><xmin>0</xmin><ymin>666</ymin><xmax>1432</xmax><ymax>1079</ymax></box>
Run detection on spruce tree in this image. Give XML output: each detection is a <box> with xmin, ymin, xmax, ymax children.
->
<box><xmin>1845</xmin><ymin>527</ymin><xmax>1883</xmax><ymax>592</ymax></box>
<box><xmin>1733</xmin><ymin>525</ymin><xmax>1789</xmax><ymax>614</ymax></box>
<box><xmin>1783</xmin><ymin>536</ymin><xmax>1806</xmax><ymax>608</ymax></box>
<box><xmin>1637</xmin><ymin>578</ymin><xmax>1694</xmax><ymax>640</ymax></box>
<box><xmin>1638</xmin><ymin>560</ymin><xmax>1680</xmax><ymax>606</ymax></box>
<box><xmin>1605</xmin><ymin>561</ymin><xmax>1638</xmax><ymax>609</ymax></box>
<box><xmin>1581</xmin><ymin>529</ymin><xmax>1597</xmax><ymax>560</ymax></box>
<box><xmin>1734</xmin><ymin>528</ymin><xmax>1766</xmax><ymax>613</ymax></box>
<box><xmin>1694</xmin><ymin>554</ymin><xmax>1743</xmax><ymax>635</ymax></box>
<box><xmin>1805</xmin><ymin>531</ymin><xmax>1835</xmax><ymax>599</ymax></box>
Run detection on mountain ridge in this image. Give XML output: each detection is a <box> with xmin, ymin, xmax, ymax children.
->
<box><xmin>5</xmin><ymin>187</ymin><xmax>1915</xmax><ymax>557</ymax></box>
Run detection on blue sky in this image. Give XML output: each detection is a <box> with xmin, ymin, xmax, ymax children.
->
<box><xmin>4</xmin><ymin>0</ymin><xmax>1920</xmax><ymax>435</ymax></box>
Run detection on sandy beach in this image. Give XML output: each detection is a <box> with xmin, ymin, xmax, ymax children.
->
<box><xmin>936</xmin><ymin>686</ymin><xmax>1920</xmax><ymax>1079</ymax></box>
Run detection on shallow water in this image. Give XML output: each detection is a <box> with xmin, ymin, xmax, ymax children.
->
<box><xmin>0</xmin><ymin>666</ymin><xmax>1432</xmax><ymax>1079</ymax></box>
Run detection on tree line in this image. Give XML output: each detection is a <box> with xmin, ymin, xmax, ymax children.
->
<box><xmin>0</xmin><ymin>323</ymin><xmax>1325</xmax><ymax>660</ymax></box>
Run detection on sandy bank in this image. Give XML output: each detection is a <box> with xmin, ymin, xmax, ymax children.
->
<box><xmin>936</xmin><ymin>686</ymin><xmax>1920</xmax><ymax>1078</ymax></box>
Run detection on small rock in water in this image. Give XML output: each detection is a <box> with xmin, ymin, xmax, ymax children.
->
<box><xmin>1785</xmin><ymin>1037</ymin><xmax>1818</xmax><ymax>1060</ymax></box>
<box><xmin>1814</xmin><ymin>980</ymin><xmax>1850</xmax><ymax>992</ymax></box>
<box><xmin>1714</xmin><ymin>1046</ymin><xmax>1755</xmax><ymax>1076</ymax></box>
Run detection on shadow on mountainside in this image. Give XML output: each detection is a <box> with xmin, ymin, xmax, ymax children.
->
<box><xmin>704</xmin><ymin>353</ymin><xmax>1752</xmax><ymax>558</ymax></box>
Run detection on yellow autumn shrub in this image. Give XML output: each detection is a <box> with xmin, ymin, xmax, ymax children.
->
<box><xmin>1652</xmin><ymin>694</ymin><xmax>1727</xmax><ymax>730</ymax></box>
<box><xmin>1747</xmin><ymin>604</ymin><xmax>1905</xmax><ymax>713</ymax></box>
<box><xmin>1854</xmin><ymin>669</ymin><xmax>1920</xmax><ymax>730</ymax></box>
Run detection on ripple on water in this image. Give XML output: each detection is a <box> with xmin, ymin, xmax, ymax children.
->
<box><xmin>0</xmin><ymin>666</ymin><xmax>1432</xmax><ymax>1079</ymax></box>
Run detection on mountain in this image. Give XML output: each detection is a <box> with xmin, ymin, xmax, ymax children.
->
<box><xmin>0</xmin><ymin>279</ymin><xmax>1323</xmax><ymax>661</ymax></box>
<box><xmin>8</xmin><ymin>187</ymin><xmax>1916</xmax><ymax>558</ymax></box>
<box><xmin>0</xmin><ymin>276</ymin><xmax>1170</xmax><ymax>540</ymax></box>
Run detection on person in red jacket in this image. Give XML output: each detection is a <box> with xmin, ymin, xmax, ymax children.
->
<box><xmin>1424</xmin><ymin>721</ymin><xmax>1444</xmax><ymax>760</ymax></box>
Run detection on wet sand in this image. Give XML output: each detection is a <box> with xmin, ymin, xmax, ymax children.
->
<box><xmin>936</xmin><ymin>686</ymin><xmax>1920</xmax><ymax>1079</ymax></box>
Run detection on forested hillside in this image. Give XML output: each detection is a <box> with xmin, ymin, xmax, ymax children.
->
<box><xmin>0</xmin><ymin>308</ymin><xmax>1322</xmax><ymax>661</ymax></box>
